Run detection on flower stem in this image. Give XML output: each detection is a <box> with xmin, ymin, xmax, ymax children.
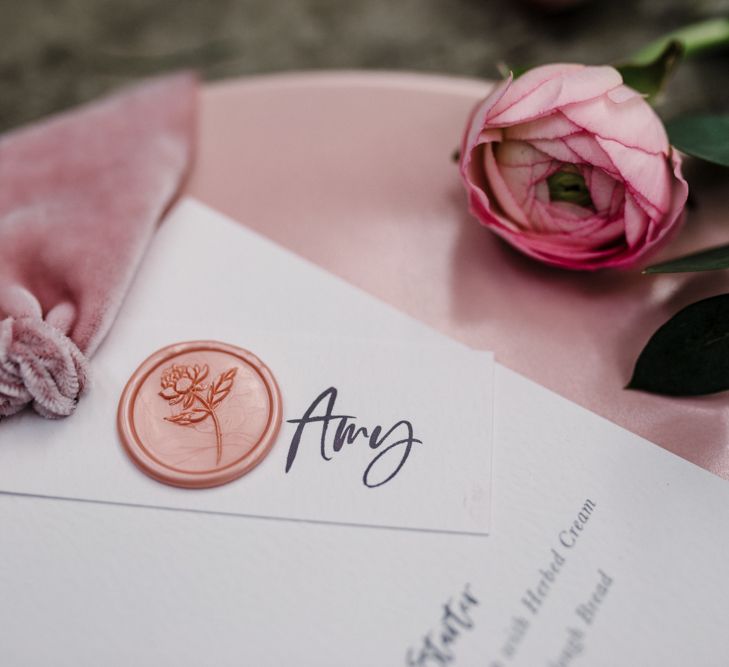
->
<box><xmin>209</xmin><ymin>408</ymin><xmax>223</xmax><ymax>465</ymax></box>
<box><xmin>193</xmin><ymin>393</ymin><xmax>224</xmax><ymax>465</ymax></box>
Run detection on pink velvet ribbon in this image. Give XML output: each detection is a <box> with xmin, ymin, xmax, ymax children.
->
<box><xmin>0</xmin><ymin>73</ymin><xmax>197</xmax><ymax>419</ymax></box>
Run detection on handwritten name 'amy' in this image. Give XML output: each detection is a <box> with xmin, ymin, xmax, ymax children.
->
<box><xmin>285</xmin><ymin>387</ymin><xmax>422</xmax><ymax>487</ymax></box>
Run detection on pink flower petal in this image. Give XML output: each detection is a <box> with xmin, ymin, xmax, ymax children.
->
<box><xmin>504</xmin><ymin>111</ymin><xmax>582</xmax><ymax>141</ymax></box>
<box><xmin>466</xmin><ymin>187</ymin><xmax>523</xmax><ymax>235</ymax></box>
<box><xmin>563</xmin><ymin>134</ymin><xmax>618</xmax><ymax>175</ymax></box>
<box><xmin>595</xmin><ymin>137</ymin><xmax>671</xmax><ymax>215</ymax></box>
<box><xmin>546</xmin><ymin>201</ymin><xmax>596</xmax><ymax>225</ymax></box>
<box><xmin>628</xmin><ymin>188</ymin><xmax>663</xmax><ymax>221</ymax></box>
<box><xmin>632</xmin><ymin>150</ymin><xmax>689</xmax><ymax>254</ymax></box>
<box><xmin>487</xmin><ymin>65</ymin><xmax>622</xmax><ymax>126</ymax></box>
<box><xmin>529</xmin><ymin>138</ymin><xmax>582</xmax><ymax>163</ymax></box>
<box><xmin>461</xmin><ymin>76</ymin><xmax>512</xmax><ymax>158</ymax></box>
<box><xmin>623</xmin><ymin>192</ymin><xmax>650</xmax><ymax>247</ymax></box>
<box><xmin>585</xmin><ymin>168</ymin><xmax>621</xmax><ymax>214</ymax></box>
<box><xmin>484</xmin><ymin>144</ymin><xmax>531</xmax><ymax>227</ymax></box>
<box><xmin>498</xmin><ymin>226</ymin><xmax>625</xmax><ymax>267</ymax></box>
<box><xmin>494</xmin><ymin>140</ymin><xmax>553</xmax><ymax>167</ymax></box>
<box><xmin>488</xmin><ymin>65</ymin><xmax>585</xmax><ymax>120</ymax></box>
<box><xmin>561</xmin><ymin>85</ymin><xmax>668</xmax><ymax>155</ymax></box>
<box><xmin>607</xmin><ymin>85</ymin><xmax>640</xmax><ymax>103</ymax></box>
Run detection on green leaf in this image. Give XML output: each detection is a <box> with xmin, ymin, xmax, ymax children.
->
<box><xmin>665</xmin><ymin>114</ymin><xmax>729</xmax><ymax>167</ymax></box>
<box><xmin>627</xmin><ymin>17</ymin><xmax>729</xmax><ymax>64</ymax></box>
<box><xmin>628</xmin><ymin>294</ymin><xmax>729</xmax><ymax>396</ymax></box>
<box><xmin>510</xmin><ymin>65</ymin><xmax>528</xmax><ymax>79</ymax></box>
<box><xmin>615</xmin><ymin>39</ymin><xmax>683</xmax><ymax>99</ymax></box>
<box><xmin>644</xmin><ymin>243</ymin><xmax>729</xmax><ymax>274</ymax></box>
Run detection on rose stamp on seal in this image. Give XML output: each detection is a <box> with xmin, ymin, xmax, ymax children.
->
<box><xmin>158</xmin><ymin>363</ymin><xmax>237</xmax><ymax>464</ymax></box>
<box><xmin>117</xmin><ymin>341</ymin><xmax>282</xmax><ymax>489</ymax></box>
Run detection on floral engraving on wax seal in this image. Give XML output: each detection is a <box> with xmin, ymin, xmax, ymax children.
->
<box><xmin>118</xmin><ymin>340</ymin><xmax>282</xmax><ymax>489</ymax></box>
<box><xmin>158</xmin><ymin>363</ymin><xmax>238</xmax><ymax>465</ymax></box>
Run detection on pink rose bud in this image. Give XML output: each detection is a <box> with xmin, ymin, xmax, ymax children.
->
<box><xmin>459</xmin><ymin>64</ymin><xmax>689</xmax><ymax>270</ymax></box>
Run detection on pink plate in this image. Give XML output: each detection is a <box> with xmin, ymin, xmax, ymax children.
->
<box><xmin>187</xmin><ymin>71</ymin><xmax>729</xmax><ymax>479</ymax></box>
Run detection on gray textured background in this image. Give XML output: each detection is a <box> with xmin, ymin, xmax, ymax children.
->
<box><xmin>1</xmin><ymin>0</ymin><xmax>728</xmax><ymax>132</ymax></box>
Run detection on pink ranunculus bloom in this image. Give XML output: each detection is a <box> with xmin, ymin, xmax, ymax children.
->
<box><xmin>459</xmin><ymin>64</ymin><xmax>689</xmax><ymax>270</ymax></box>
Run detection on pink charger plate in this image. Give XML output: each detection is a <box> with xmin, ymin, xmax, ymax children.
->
<box><xmin>187</xmin><ymin>71</ymin><xmax>729</xmax><ymax>479</ymax></box>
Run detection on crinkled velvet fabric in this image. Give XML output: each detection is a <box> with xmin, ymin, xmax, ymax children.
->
<box><xmin>0</xmin><ymin>73</ymin><xmax>197</xmax><ymax>418</ymax></box>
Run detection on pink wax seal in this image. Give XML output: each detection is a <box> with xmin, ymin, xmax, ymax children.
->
<box><xmin>117</xmin><ymin>341</ymin><xmax>282</xmax><ymax>488</ymax></box>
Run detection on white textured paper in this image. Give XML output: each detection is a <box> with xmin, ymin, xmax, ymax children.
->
<box><xmin>4</xmin><ymin>198</ymin><xmax>729</xmax><ymax>666</ymax></box>
<box><xmin>0</xmin><ymin>199</ymin><xmax>493</xmax><ymax>534</ymax></box>
<box><xmin>3</xmin><ymin>366</ymin><xmax>729</xmax><ymax>666</ymax></box>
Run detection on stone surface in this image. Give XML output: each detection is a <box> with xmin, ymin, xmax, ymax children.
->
<box><xmin>1</xmin><ymin>0</ymin><xmax>728</xmax><ymax>132</ymax></box>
